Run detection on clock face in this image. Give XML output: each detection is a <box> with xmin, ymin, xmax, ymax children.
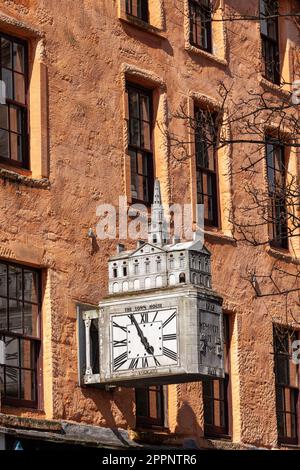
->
<box><xmin>111</xmin><ymin>308</ymin><xmax>178</xmax><ymax>372</ymax></box>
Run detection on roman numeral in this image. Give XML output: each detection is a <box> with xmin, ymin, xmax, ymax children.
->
<box><xmin>142</xmin><ymin>357</ymin><xmax>149</xmax><ymax>368</ymax></box>
<box><xmin>113</xmin><ymin>339</ymin><xmax>127</xmax><ymax>348</ymax></box>
<box><xmin>163</xmin><ymin>346</ymin><xmax>177</xmax><ymax>362</ymax></box>
<box><xmin>162</xmin><ymin>311</ymin><xmax>176</xmax><ymax>328</ymax></box>
<box><xmin>163</xmin><ymin>334</ymin><xmax>177</xmax><ymax>341</ymax></box>
<box><xmin>152</xmin><ymin>311</ymin><xmax>158</xmax><ymax>322</ymax></box>
<box><xmin>129</xmin><ymin>358</ymin><xmax>139</xmax><ymax>369</ymax></box>
<box><xmin>140</xmin><ymin>312</ymin><xmax>148</xmax><ymax>323</ymax></box>
<box><xmin>114</xmin><ymin>351</ymin><xmax>128</xmax><ymax>370</ymax></box>
<box><xmin>113</xmin><ymin>321</ymin><xmax>127</xmax><ymax>333</ymax></box>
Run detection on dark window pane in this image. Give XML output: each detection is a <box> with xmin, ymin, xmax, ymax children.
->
<box><xmin>90</xmin><ymin>319</ymin><xmax>99</xmax><ymax>374</ymax></box>
<box><xmin>136</xmin><ymin>386</ymin><xmax>164</xmax><ymax>426</ymax></box>
<box><xmin>0</xmin><ymin>297</ymin><xmax>7</xmax><ymax>330</ymax></box>
<box><xmin>0</xmin><ymin>262</ymin><xmax>40</xmax><ymax>407</ymax></box>
<box><xmin>2</xmin><ymin>68</ymin><xmax>13</xmax><ymax>100</ymax></box>
<box><xmin>24</xmin><ymin>270</ymin><xmax>38</xmax><ymax>304</ymax></box>
<box><xmin>10</xmin><ymin>106</ymin><xmax>22</xmax><ymax>133</ymax></box>
<box><xmin>20</xmin><ymin>369</ymin><xmax>36</xmax><ymax>401</ymax></box>
<box><xmin>5</xmin><ymin>366</ymin><xmax>19</xmax><ymax>398</ymax></box>
<box><xmin>140</xmin><ymin>94</ymin><xmax>150</xmax><ymax>122</ymax></box>
<box><xmin>141</xmin><ymin>121</ymin><xmax>151</xmax><ymax>150</ymax></box>
<box><xmin>8</xmin><ymin>265</ymin><xmax>22</xmax><ymax>300</ymax></box>
<box><xmin>189</xmin><ymin>0</ymin><xmax>212</xmax><ymax>52</ymax></box>
<box><xmin>14</xmin><ymin>73</ymin><xmax>25</xmax><ymax>103</ymax></box>
<box><xmin>10</xmin><ymin>133</ymin><xmax>23</xmax><ymax>162</ymax></box>
<box><xmin>129</xmin><ymin>91</ymin><xmax>139</xmax><ymax>119</ymax></box>
<box><xmin>13</xmin><ymin>43</ymin><xmax>25</xmax><ymax>73</ymax></box>
<box><xmin>274</xmin><ymin>326</ymin><xmax>299</xmax><ymax>443</ymax></box>
<box><xmin>0</xmin><ymin>35</ymin><xmax>28</xmax><ymax>167</ymax></box>
<box><xmin>127</xmin><ymin>84</ymin><xmax>153</xmax><ymax>204</ymax></box>
<box><xmin>130</xmin><ymin>118</ymin><xmax>140</xmax><ymax>147</ymax></box>
<box><xmin>136</xmin><ymin>388</ymin><xmax>148</xmax><ymax>417</ymax></box>
<box><xmin>0</xmin><ymin>104</ymin><xmax>8</xmax><ymax>129</ymax></box>
<box><xmin>1</xmin><ymin>38</ymin><xmax>12</xmax><ymax>69</ymax></box>
<box><xmin>9</xmin><ymin>299</ymin><xmax>23</xmax><ymax>334</ymax></box>
<box><xmin>0</xmin><ymin>365</ymin><xmax>3</xmax><ymax>394</ymax></box>
<box><xmin>20</xmin><ymin>339</ymin><xmax>35</xmax><ymax>369</ymax></box>
<box><xmin>0</xmin><ymin>263</ymin><xmax>7</xmax><ymax>296</ymax></box>
<box><xmin>4</xmin><ymin>336</ymin><xmax>19</xmax><ymax>367</ymax></box>
<box><xmin>0</xmin><ymin>129</ymin><xmax>9</xmax><ymax>159</ymax></box>
<box><xmin>24</xmin><ymin>303</ymin><xmax>39</xmax><ymax>337</ymax></box>
<box><xmin>126</xmin><ymin>0</ymin><xmax>148</xmax><ymax>22</ymax></box>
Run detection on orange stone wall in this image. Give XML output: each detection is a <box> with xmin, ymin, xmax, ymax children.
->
<box><xmin>0</xmin><ymin>0</ymin><xmax>299</xmax><ymax>449</ymax></box>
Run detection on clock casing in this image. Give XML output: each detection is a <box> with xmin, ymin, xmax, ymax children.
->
<box><xmin>83</xmin><ymin>284</ymin><xmax>224</xmax><ymax>387</ymax></box>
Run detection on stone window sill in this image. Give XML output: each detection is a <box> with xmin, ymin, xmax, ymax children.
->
<box><xmin>259</xmin><ymin>76</ymin><xmax>291</xmax><ymax>96</ymax></box>
<box><xmin>266</xmin><ymin>246</ymin><xmax>300</xmax><ymax>264</ymax></box>
<box><xmin>0</xmin><ymin>166</ymin><xmax>50</xmax><ymax>189</ymax></box>
<box><xmin>185</xmin><ymin>42</ymin><xmax>228</xmax><ymax>67</ymax></box>
<box><xmin>204</xmin><ymin>229</ymin><xmax>236</xmax><ymax>245</ymax></box>
<box><xmin>119</xmin><ymin>14</ymin><xmax>165</xmax><ymax>39</ymax></box>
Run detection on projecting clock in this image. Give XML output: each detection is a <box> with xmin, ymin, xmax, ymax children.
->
<box><xmin>111</xmin><ymin>308</ymin><xmax>178</xmax><ymax>372</ymax></box>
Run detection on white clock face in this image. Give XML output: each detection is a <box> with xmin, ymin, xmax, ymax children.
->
<box><xmin>111</xmin><ymin>308</ymin><xmax>178</xmax><ymax>372</ymax></box>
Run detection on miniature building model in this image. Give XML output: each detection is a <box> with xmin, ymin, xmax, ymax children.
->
<box><xmin>108</xmin><ymin>180</ymin><xmax>212</xmax><ymax>295</ymax></box>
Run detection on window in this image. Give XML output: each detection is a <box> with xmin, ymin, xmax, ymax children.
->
<box><xmin>189</xmin><ymin>0</ymin><xmax>212</xmax><ymax>52</ymax></box>
<box><xmin>274</xmin><ymin>326</ymin><xmax>299</xmax><ymax>445</ymax></box>
<box><xmin>127</xmin><ymin>83</ymin><xmax>154</xmax><ymax>205</ymax></box>
<box><xmin>195</xmin><ymin>106</ymin><xmax>219</xmax><ymax>227</ymax></box>
<box><xmin>203</xmin><ymin>315</ymin><xmax>231</xmax><ymax>437</ymax></box>
<box><xmin>265</xmin><ymin>137</ymin><xmax>288</xmax><ymax>249</ymax></box>
<box><xmin>0</xmin><ymin>262</ymin><xmax>41</xmax><ymax>408</ymax></box>
<box><xmin>260</xmin><ymin>0</ymin><xmax>280</xmax><ymax>84</ymax></box>
<box><xmin>126</xmin><ymin>0</ymin><xmax>149</xmax><ymax>23</ymax></box>
<box><xmin>0</xmin><ymin>33</ymin><xmax>28</xmax><ymax>168</ymax></box>
<box><xmin>136</xmin><ymin>385</ymin><xmax>164</xmax><ymax>427</ymax></box>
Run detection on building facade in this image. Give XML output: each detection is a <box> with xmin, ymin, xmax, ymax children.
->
<box><xmin>0</xmin><ymin>0</ymin><xmax>299</xmax><ymax>450</ymax></box>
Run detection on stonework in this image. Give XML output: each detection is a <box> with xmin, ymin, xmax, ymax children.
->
<box><xmin>0</xmin><ymin>0</ymin><xmax>298</xmax><ymax>451</ymax></box>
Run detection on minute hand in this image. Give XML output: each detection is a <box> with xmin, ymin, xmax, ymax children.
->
<box><xmin>130</xmin><ymin>315</ymin><xmax>154</xmax><ymax>355</ymax></box>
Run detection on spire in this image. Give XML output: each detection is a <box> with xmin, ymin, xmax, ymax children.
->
<box><xmin>148</xmin><ymin>179</ymin><xmax>169</xmax><ymax>246</ymax></box>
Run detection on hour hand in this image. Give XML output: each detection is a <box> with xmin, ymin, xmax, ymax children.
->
<box><xmin>130</xmin><ymin>315</ymin><xmax>154</xmax><ymax>355</ymax></box>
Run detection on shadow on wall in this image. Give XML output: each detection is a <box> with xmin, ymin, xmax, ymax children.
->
<box><xmin>60</xmin><ymin>386</ymin><xmax>136</xmax><ymax>432</ymax></box>
<box><xmin>175</xmin><ymin>400</ymin><xmax>204</xmax><ymax>448</ymax></box>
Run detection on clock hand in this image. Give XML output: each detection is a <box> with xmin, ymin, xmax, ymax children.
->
<box><xmin>130</xmin><ymin>315</ymin><xmax>154</xmax><ymax>355</ymax></box>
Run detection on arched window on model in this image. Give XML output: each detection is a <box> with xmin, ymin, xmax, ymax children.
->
<box><xmin>145</xmin><ymin>259</ymin><xmax>150</xmax><ymax>274</ymax></box>
<box><xmin>179</xmin><ymin>273</ymin><xmax>186</xmax><ymax>284</ymax></box>
<box><xmin>179</xmin><ymin>254</ymin><xmax>185</xmax><ymax>269</ymax></box>
<box><xmin>122</xmin><ymin>262</ymin><xmax>128</xmax><ymax>277</ymax></box>
<box><xmin>134</xmin><ymin>260</ymin><xmax>139</xmax><ymax>275</ymax></box>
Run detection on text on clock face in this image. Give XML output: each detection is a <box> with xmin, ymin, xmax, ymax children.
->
<box><xmin>111</xmin><ymin>308</ymin><xmax>178</xmax><ymax>372</ymax></box>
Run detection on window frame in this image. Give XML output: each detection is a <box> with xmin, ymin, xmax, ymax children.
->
<box><xmin>265</xmin><ymin>136</ymin><xmax>288</xmax><ymax>250</ymax></box>
<box><xmin>0</xmin><ymin>261</ymin><xmax>42</xmax><ymax>409</ymax></box>
<box><xmin>126</xmin><ymin>82</ymin><xmax>155</xmax><ymax>206</ymax></box>
<box><xmin>189</xmin><ymin>0</ymin><xmax>213</xmax><ymax>53</ymax></box>
<box><xmin>203</xmin><ymin>314</ymin><xmax>232</xmax><ymax>438</ymax></box>
<box><xmin>0</xmin><ymin>32</ymin><xmax>29</xmax><ymax>169</ymax></box>
<box><xmin>274</xmin><ymin>326</ymin><xmax>299</xmax><ymax>446</ymax></box>
<box><xmin>135</xmin><ymin>385</ymin><xmax>165</xmax><ymax>428</ymax></box>
<box><xmin>260</xmin><ymin>0</ymin><xmax>280</xmax><ymax>85</ymax></box>
<box><xmin>194</xmin><ymin>105</ymin><xmax>220</xmax><ymax>228</ymax></box>
<box><xmin>125</xmin><ymin>0</ymin><xmax>149</xmax><ymax>23</ymax></box>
